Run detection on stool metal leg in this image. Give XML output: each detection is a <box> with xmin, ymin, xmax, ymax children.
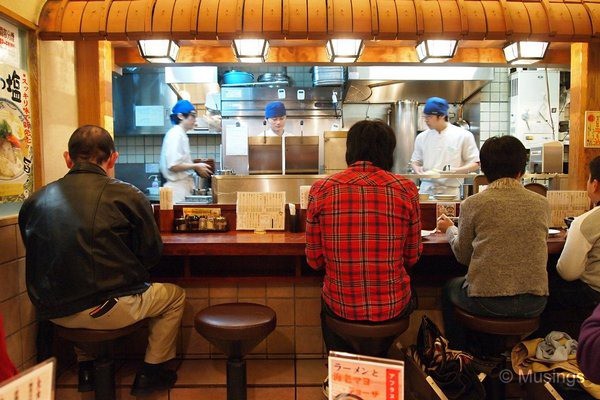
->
<box><xmin>226</xmin><ymin>358</ymin><xmax>247</xmax><ymax>400</ymax></box>
<box><xmin>94</xmin><ymin>358</ymin><xmax>116</xmax><ymax>400</ymax></box>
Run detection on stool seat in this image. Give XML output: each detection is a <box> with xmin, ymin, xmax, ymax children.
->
<box><xmin>195</xmin><ymin>303</ymin><xmax>276</xmax><ymax>344</ymax></box>
<box><xmin>324</xmin><ymin>314</ymin><xmax>410</xmax><ymax>357</ymax></box>
<box><xmin>324</xmin><ymin>314</ymin><xmax>410</xmax><ymax>338</ymax></box>
<box><xmin>194</xmin><ymin>303</ymin><xmax>276</xmax><ymax>400</ymax></box>
<box><xmin>454</xmin><ymin>306</ymin><xmax>540</xmax><ymax>336</ymax></box>
<box><xmin>54</xmin><ymin>320</ymin><xmax>147</xmax><ymax>343</ymax></box>
<box><xmin>53</xmin><ymin>320</ymin><xmax>147</xmax><ymax>400</ymax></box>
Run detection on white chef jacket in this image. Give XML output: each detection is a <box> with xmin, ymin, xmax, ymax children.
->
<box><xmin>411</xmin><ymin>123</ymin><xmax>479</xmax><ymax>195</ymax></box>
<box><xmin>159</xmin><ymin>124</ymin><xmax>194</xmax><ymax>203</ymax></box>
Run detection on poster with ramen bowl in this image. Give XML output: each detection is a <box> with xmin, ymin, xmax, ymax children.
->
<box><xmin>0</xmin><ymin>64</ymin><xmax>31</xmax><ymax>202</ymax></box>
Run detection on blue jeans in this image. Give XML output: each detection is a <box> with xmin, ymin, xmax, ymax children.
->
<box><xmin>442</xmin><ymin>277</ymin><xmax>547</xmax><ymax>352</ymax></box>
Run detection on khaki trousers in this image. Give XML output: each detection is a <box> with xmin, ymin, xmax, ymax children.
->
<box><xmin>51</xmin><ymin>283</ymin><xmax>186</xmax><ymax>364</ymax></box>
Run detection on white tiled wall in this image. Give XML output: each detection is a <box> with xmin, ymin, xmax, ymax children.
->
<box><xmin>479</xmin><ymin>68</ymin><xmax>511</xmax><ymax>144</ymax></box>
<box><xmin>114</xmin><ymin>135</ymin><xmax>222</xmax><ymax>166</ymax></box>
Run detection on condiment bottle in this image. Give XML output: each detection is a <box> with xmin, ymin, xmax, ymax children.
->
<box><xmin>215</xmin><ymin>216</ymin><xmax>227</xmax><ymax>231</ymax></box>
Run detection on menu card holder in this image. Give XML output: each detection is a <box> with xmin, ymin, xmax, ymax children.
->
<box><xmin>159</xmin><ymin>209</ymin><xmax>175</xmax><ymax>232</ymax></box>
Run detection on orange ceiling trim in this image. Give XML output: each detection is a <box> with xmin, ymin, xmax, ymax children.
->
<box><xmin>37</xmin><ymin>0</ymin><xmax>600</xmax><ymax>41</ymax></box>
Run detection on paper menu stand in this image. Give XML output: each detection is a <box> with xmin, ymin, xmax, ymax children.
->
<box><xmin>236</xmin><ymin>191</ymin><xmax>286</xmax><ymax>231</ymax></box>
<box><xmin>0</xmin><ymin>357</ymin><xmax>55</xmax><ymax>400</ymax></box>
<box><xmin>547</xmin><ymin>190</ymin><xmax>589</xmax><ymax>227</ymax></box>
<box><xmin>328</xmin><ymin>351</ymin><xmax>404</xmax><ymax>400</ymax></box>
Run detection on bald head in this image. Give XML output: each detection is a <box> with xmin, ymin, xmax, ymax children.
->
<box><xmin>68</xmin><ymin>125</ymin><xmax>116</xmax><ymax>165</ymax></box>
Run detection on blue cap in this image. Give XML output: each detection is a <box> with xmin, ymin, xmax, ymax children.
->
<box><xmin>172</xmin><ymin>100</ymin><xmax>195</xmax><ymax>115</ymax></box>
<box><xmin>265</xmin><ymin>101</ymin><xmax>286</xmax><ymax>119</ymax></box>
<box><xmin>424</xmin><ymin>97</ymin><xmax>449</xmax><ymax>116</ymax></box>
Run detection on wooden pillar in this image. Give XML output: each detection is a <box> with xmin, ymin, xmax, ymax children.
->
<box><xmin>569</xmin><ymin>43</ymin><xmax>600</xmax><ymax>189</ymax></box>
<box><xmin>75</xmin><ymin>41</ymin><xmax>113</xmax><ymax>133</ymax></box>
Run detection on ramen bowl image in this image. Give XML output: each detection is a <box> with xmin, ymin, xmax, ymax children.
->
<box><xmin>0</xmin><ymin>101</ymin><xmax>26</xmax><ymax>180</ymax></box>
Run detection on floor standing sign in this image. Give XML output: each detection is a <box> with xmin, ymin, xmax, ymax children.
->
<box><xmin>328</xmin><ymin>351</ymin><xmax>405</xmax><ymax>400</ymax></box>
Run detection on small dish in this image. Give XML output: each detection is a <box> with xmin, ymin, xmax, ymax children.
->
<box><xmin>421</xmin><ymin>230</ymin><xmax>435</xmax><ymax>238</ymax></box>
<box><xmin>434</xmin><ymin>194</ymin><xmax>457</xmax><ymax>201</ymax></box>
<box><xmin>548</xmin><ymin>229</ymin><xmax>561</xmax><ymax>237</ymax></box>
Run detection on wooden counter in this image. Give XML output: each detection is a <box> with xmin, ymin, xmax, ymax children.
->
<box><xmin>161</xmin><ymin>230</ymin><xmax>567</xmax><ymax>257</ymax></box>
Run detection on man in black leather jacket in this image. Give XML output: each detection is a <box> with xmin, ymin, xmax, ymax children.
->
<box><xmin>19</xmin><ymin>125</ymin><xmax>185</xmax><ymax>396</ymax></box>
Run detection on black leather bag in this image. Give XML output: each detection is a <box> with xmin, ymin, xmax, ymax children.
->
<box><xmin>412</xmin><ymin>315</ymin><xmax>486</xmax><ymax>400</ymax></box>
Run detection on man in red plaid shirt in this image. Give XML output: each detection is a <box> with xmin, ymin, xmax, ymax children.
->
<box><xmin>306</xmin><ymin>120</ymin><xmax>422</xmax><ymax>354</ymax></box>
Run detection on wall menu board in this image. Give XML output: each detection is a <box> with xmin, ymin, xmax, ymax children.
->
<box><xmin>0</xmin><ymin>64</ymin><xmax>32</xmax><ymax>203</ymax></box>
<box><xmin>584</xmin><ymin>111</ymin><xmax>600</xmax><ymax>148</ymax></box>
<box><xmin>0</xmin><ymin>19</ymin><xmax>20</xmax><ymax>69</ymax></box>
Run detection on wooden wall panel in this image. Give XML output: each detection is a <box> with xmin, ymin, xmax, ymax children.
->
<box><xmin>376</xmin><ymin>0</ymin><xmax>399</xmax><ymax>39</ymax></box>
<box><xmin>307</xmin><ymin>0</ymin><xmax>327</xmax><ymax>38</ymax></box>
<box><xmin>439</xmin><ymin>0</ymin><xmax>462</xmax><ymax>35</ymax></box>
<box><xmin>481</xmin><ymin>1</ymin><xmax>507</xmax><ymax>39</ymax></box>
<box><xmin>197</xmin><ymin>0</ymin><xmax>219</xmax><ymax>39</ymax></box>
<box><xmin>152</xmin><ymin>0</ymin><xmax>175</xmax><ymax>35</ymax></box>
<box><xmin>35</xmin><ymin>0</ymin><xmax>600</xmax><ymax>41</ymax></box>
<box><xmin>285</xmin><ymin>0</ymin><xmax>308</xmax><ymax>38</ymax></box>
<box><xmin>569</xmin><ymin>43</ymin><xmax>600</xmax><ymax>189</ymax></box>
<box><xmin>264</xmin><ymin>0</ymin><xmax>284</xmax><ymax>37</ymax></box>
<box><xmin>105</xmin><ymin>0</ymin><xmax>130</xmax><ymax>40</ymax></box>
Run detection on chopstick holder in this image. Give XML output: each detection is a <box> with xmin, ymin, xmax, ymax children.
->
<box><xmin>159</xmin><ymin>187</ymin><xmax>174</xmax><ymax>232</ymax></box>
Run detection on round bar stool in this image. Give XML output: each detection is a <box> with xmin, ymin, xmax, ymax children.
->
<box><xmin>324</xmin><ymin>314</ymin><xmax>410</xmax><ymax>357</ymax></box>
<box><xmin>454</xmin><ymin>306</ymin><xmax>540</xmax><ymax>400</ymax></box>
<box><xmin>53</xmin><ymin>320</ymin><xmax>147</xmax><ymax>400</ymax></box>
<box><xmin>194</xmin><ymin>303</ymin><xmax>276</xmax><ymax>400</ymax></box>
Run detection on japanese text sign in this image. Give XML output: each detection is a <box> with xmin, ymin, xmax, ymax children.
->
<box><xmin>584</xmin><ymin>111</ymin><xmax>600</xmax><ymax>148</ymax></box>
<box><xmin>328</xmin><ymin>351</ymin><xmax>404</xmax><ymax>400</ymax></box>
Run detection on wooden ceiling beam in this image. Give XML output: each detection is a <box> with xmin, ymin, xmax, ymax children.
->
<box><xmin>37</xmin><ymin>0</ymin><xmax>600</xmax><ymax>42</ymax></box>
<box><xmin>113</xmin><ymin>43</ymin><xmax>570</xmax><ymax>65</ymax></box>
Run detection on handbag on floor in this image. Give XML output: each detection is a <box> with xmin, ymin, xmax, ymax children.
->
<box><xmin>408</xmin><ymin>315</ymin><xmax>486</xmax><ymax>400</ymax></box>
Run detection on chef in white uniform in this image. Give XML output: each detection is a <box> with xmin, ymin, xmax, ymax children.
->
<box><xmin>263</xmin><ymin>101</ymin><xmax>295</xmax><ymax>174</ymax></box>
<box><xmin>410</xmin><ymin>97</ymin><xmax>480</xmax><ymax>197</ymax></box>
<box><xmin>159</xmin><ymin>100</ymin><xmax>212</xmax><ymax>203</ymax></box>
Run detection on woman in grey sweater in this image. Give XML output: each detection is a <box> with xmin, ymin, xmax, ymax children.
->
<box><xmin>436</xmin><ymin>135</ymin><xmax>550</xmax><ymax>351</ymax></box>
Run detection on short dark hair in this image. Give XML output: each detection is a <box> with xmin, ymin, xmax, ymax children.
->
<box><xmin>345</xmin><ymin>120</ymin><xmax>396</xmax><ymax>171</ymax></box>
<box><xmin>169</xmin><ymin>112</ymin><xmax>194</xmax><ymax>125</ymax></box>
<box><xmin>590</xmin><ymin>156</ymin><xmax>600</xmax><ymax>182</ymax></box>
<box><xmin>480</xmin><ymin>136</ymin><xmax>526</xmax><ymax>182</ymax></box>
<box><xmin>68</xmin><ymin>125</ymin><xmax>115</xmax><ymax>165</ymax></box>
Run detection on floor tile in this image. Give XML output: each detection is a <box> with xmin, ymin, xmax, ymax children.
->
<box><xmin>246</xmin><ymin>359</ymin><xmax>295</xmax><ymax>385</ymax></box>
<box><xmin>54</xmin><ymin>388</ymin><xmax>94</xmax><ymax>400</ymax></box>
<box><xmin>247</xmin><ymin>387</ymin><xmax>295</xmax><ymax>400</ymax></box>
<box><xmin>297</xmin><ymin>386</ymin><xmax>326</xmax><ymax>400</ymax></box>
<box><xmin>296</xmin><ymin>358</ymin><xmax>328</xmax><ymax>385</ymax></box>
<box><xmin>169</xmin><ymin>387</ymin><xmax>227</xmax><ymax>400</ymax></box>
<box><xmin>176</xmin><ymin>359</ymin><xmax>226</xmax><ymax>385</ymax></box>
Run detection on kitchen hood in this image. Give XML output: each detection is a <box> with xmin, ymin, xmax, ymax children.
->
<box><xmin>344</xmin><ymin>66</ymin><xmax>494</xmax><ymax>104</ymax></box>
<box><xmin>165</xmin><ymin>66</ymin><xmax>220</xmax><ymax>109</ymax></box>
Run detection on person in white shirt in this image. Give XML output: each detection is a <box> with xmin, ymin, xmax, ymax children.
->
<box><xmin>264</xmin><ymin>101</ymin><xmax>289</xmax><ymax>137</ymax></box>
<box><xmin>159</xmin><ymin>100</ymin><xmax>212</xmax><ymax>203</ymax></box>
<box><xmin>538</xmin><ymin>156</ymin><xmax>600</xmax><ymax>336</ymax></box>
<box><xmin>261</xmin><ymin>101</ymin><xmax>298</xmax><ymax>174</ymax></box>
<box><xmin>410</xmin><ymin>97</ymin><xmax>480</xmax><ymax>197</ymax></box>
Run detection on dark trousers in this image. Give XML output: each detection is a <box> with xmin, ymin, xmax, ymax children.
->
<box><xmin>535</xmin><ymin>273</ymin><xmax>600</xmax><ymax>338</ymax></box>
<box><xmin>442</xmin><ymin>277</ymin><xmax>547</xmax><ymax>355</ymax></box>
<box><xmin>321</xmin><ymin>291</ymin><xmax>417</xmax><ymax>357</ymax></box>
